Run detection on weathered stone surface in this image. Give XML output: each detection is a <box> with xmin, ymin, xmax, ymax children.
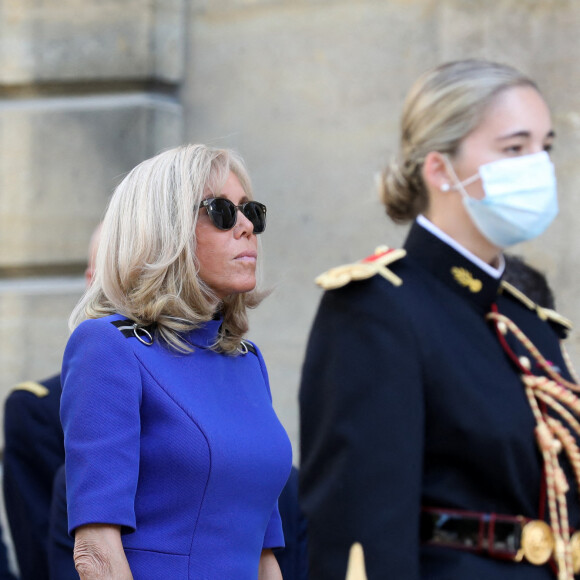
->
<box><xmin>152</xmin><ymin>0</ymin><xmax>186</xmax><ymax>83</ymax></box>
<box><xmin>0</xmin><ymin>0</ymin><xmax>185</xmax><ymax>84</ymax></box>
<box><xmin>192</xmin><ymin>0</ymin><xmax>342</xmax><ymax>13</ymax></box>
<box><xmin>0</xmin><ymin>278</ymin><xmax>84</xmax><ymax>426</ymax></box>
<box><xmin>438</xmin><ymin>0</ymin><xmax>580</xmax><ymax>111</ymax></box>
<box><xmin>0</xmin><ymin>94</ymin><xmax>183</xmax><ymax>267</ymax></box>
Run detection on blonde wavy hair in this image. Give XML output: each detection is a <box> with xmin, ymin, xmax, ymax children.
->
<box><xmin>69</xmin><ymin>144</ymin><xmax>264</xmax><ymax>354</ymax></box>
<box><xmin>378</xmin><ymin>59</ymin><xmax>539</xmax><ymax>223</ymax></box>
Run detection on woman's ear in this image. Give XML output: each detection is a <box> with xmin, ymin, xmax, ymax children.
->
<box><xmin>422</xmin><ymin>151</ymin><xmax>452</xmax><ymax>193</ymax></box>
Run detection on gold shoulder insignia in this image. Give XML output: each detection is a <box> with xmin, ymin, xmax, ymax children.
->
<box><xmin>345</xmin><ymin>542</ymin><xmax>367</xmax><ymax>580</ymax></box>
<box><xmin>315</xmin><ymin>246</ymin><xmax>406</xmax><ymax>290</ymax></box>
<box><xmin>538</xmin><ymin>307</ymin><xmax>573</xmax><ymax>330</ymax></box>
<box><xmin>500</xmin><ymin>281</ymin><xmax>573</xmax><ymax>330</ymax></box>
<box><xmin>11</xmin><ymin>381</ymin><xmax>49</xmax><ymax>398</ymax></box>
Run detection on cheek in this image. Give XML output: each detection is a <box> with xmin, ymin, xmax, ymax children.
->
<box><xmin>468</xmin><ymin>182</ymin><xmax>486</xmax><ymax>201</ymax></box>
<box><xmin>195</xmin><ymin>228</ymin><xmax>226</xmax><ymax>278</ymax></box>
<box><xmin>452</xmin><ymin>156</ymin><xmax>486</xmax><ymax>200</ymax></box>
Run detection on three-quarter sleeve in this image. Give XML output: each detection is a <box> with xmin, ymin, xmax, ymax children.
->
<box><xmin>61</xmin><ymin>319</ymin><xmax>143</xmax><ymax>535</ymax></box>
<box><xmin>262</xmin><ymin>501</ymin><xmax>285</xmax><ymax>549</ymax></box>
<box><xmin>299</xmin><ymin>280</ymin><xmax>425</xmax><ymax>580</ymax></box>
<box><xmin>253</xmin><ymin>341</ymin><xmax>290</xmax><ymax>550</ymax></box>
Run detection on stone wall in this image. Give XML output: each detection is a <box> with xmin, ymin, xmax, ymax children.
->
<box><xmin>1</xmin><ymin>0</ymin><xmax>580</xmax><ymax>466</ymax></box>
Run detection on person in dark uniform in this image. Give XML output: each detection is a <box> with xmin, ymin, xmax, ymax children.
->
<box><xmin>275</xmin><ymin>466</ymin><xmax>309</xmax><ymax>580</ymax></box>
<box><xmin>0</xmin><ymin>530</ymin><xmax>15</xmax><ymax>580</ymax></box>
<box><xmin>2</xmin><ymin>226</ymin><xmax>102</xmax><ymax>580</ymax></box>
<box><xmin>3</xmin><ymin>374</ymin><xmax>68</xmax><ymax>580</ymax></box>
<box><xmin>299</xmin><ymin>60</ymin><xmax>580</xmax><ymax>580</ymax></box>
<box><xmin>48</xmin><ymin>464</ymin><xmax>77</xmax><ymax>579</ymax></box>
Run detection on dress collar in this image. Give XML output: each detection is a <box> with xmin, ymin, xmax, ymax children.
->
<box><xmin>184</xmin><ymin>316</ymin><xmax>223</xmax><ymax>349</ymax></box>
<box><xmin>404</xmin><ymin>219</ymin><xmax>502</xmax><ymax>313</ymax></box>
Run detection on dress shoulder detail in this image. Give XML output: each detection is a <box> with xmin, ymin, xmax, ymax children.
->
<box><xmin>110</xmin><ymin>318</ymin><xmax>155</xmax><ymax>346</ymax></box>
<box><xmin>315</xmin><ymin>246</ymin><xmax>406</xmax><ymax>290</ymax></box>
<box><xmin>500</xmin><ymin>280</ymin><xmax>573</xmax><ymax>330</ymax></box>
<box><xmin>239</xmin><ymin>340</ymin><xmax>258</xmax><ymax>356</ymax></box>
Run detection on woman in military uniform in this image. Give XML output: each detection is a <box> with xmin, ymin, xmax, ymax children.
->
<box><xmin>299</xmin><ymin>60</ymin><xmax>580</xmax><ymax>580</ymax></box>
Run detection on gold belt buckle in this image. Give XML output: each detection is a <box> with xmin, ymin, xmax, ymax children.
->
<box><xmin>514</xmin><ymin>520</ymin><xmax>554</xmax><ymax>566</ymax></box>
<box><xmin>570</xmin><ymin>530</ymin><xmax>580</xmax><ymax>574</ymax></box>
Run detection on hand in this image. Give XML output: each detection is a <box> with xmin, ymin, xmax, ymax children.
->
<box><xmin>258</xmin><ymin>549</ymin><xmax>283</xmax><ymax>580</ymax></box>
<box><xmin>74</xmin><ymin>524</ymin><xmax>134</xmax><ymax>580</ymax></box>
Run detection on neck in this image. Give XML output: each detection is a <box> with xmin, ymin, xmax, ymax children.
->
<box><xmin>425</xmin><ymin>210</ymin><xmax>502</xmax><ymax>267</ymax></box>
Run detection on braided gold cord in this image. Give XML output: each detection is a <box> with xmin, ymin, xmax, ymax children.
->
<box><xmin>547</xmin><ymin>417</ymin><xmax>580</xmax><ymax>494</ymax></box>
<box><xmin>488</xmin><ymin>312</ymin><xmax>580</xmax><ymax>580</ymax></box>
<box><xmin>487</xmin><ymin>312</ymin><xmax>580</xmax><ymax>393</ymax></box>
<box><xmin>525</xmin><ymin>385</ymin><xmax>562</xmax><ymax>537</ymax></box>
<box><xmin>545</xmin><ymin>441</ymin><xmax>572</xmax><ymax>579</ymax></box>
<box><xmin>534</xmin><ymin>379</ymin><xmax>580</xmax><ymax>417</ymax></box>
<box><xmin>524</xmin><ymin>383</ymin><xmax>575</xmax><ymax>578</ymax></box>
<box><xmin>538</xmin><ymin>392</ymin><xmax>580</xmax><ymax>442</ymax></box>
<box><xmin>547</xmin><ymin>419</ymin><xmax>580</xmax><ymax>577</ymax></box>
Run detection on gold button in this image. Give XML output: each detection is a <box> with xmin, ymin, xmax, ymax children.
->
<box><xmin>519</xmin><ymin>356</ymin><xmax>531</xmax><ymax>371</ymax></box>
<box><xmin>518</xmin><ymin>520</ymin><xmax>554</xmax><ymax>565</ymax></box>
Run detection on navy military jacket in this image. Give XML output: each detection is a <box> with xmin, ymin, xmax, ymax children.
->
<box><xmin>276</xmin><ymin>467</ymin><xmax>309</xmax><ymax>580</ymax></box>
<box><xmin>3</xmin><ymin>374</ymin><xmax>77</xmax><ymax>580</ymax></box>
<box><xmin>299</xmin><ymin>221</ymin><xmax>580</xmax><ymax>579</ymax></box>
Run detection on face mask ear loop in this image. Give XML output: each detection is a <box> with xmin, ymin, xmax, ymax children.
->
<box><xmin>441</xmin><ymin>154</ymin><xmax>481</xmax><ymax>197</ymax></box>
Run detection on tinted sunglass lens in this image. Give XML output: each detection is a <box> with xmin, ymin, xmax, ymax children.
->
<box><xmin>204</xmin><ymin>199</ymin><xmax>266</xmax><ymax>233</ymax></box>
<box><xmin>208</xmin><ymin>199</ymin><xmax>237</xmax><ymax>230</ymax></box>
<box><xmin>242</xmin><ymin>202</ymin><xmax>267</xmax><ymax>234</ymax></box>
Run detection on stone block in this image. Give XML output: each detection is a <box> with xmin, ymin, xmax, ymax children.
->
<box><xmin>438</xmin><ymin>0</ymin><xmax>580</xmax><ymax>112</ymax></box>
<box><xmin>192</xmin><ymin>0</ymin><xmax>335</xmax><ymax>13</ymax></box>
<box><xmin>152</xmin><ymin>0</ymin><xmax>186</xmax><ymax>84</ymax></box>
<box><xmin>0</xmin><ymin>277</ymin><xmax>85</xmax><ymax>448</ymax></box>
<box><xmin>0</xmin><ymin>94</ymin><xmax>183</xmax><ymax>268</ymax></box>
<box><xmin>0</xmin><ymin>0</ymin><xmax>185</xmax><ymax>84</ymax></box>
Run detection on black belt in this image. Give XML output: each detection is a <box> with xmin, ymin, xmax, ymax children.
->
<box><xmin>420</xmin><ymin>507</ymin><xmax>565</xmax><ymax>568</ymax></box>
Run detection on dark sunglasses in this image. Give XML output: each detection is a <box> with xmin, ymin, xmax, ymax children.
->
<box><xmin>199</xmin><ymin>198</ymin><xmax>267</xmax><ymax>234</ymax></box>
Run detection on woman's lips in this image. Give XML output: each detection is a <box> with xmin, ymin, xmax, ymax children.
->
<box><xmin>235</xmin><ymin>251</ymin><xmax>257</xmax><ymax>262</ymax></box>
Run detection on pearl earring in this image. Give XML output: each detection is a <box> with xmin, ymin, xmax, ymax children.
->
<box><xmin>440</xmin><ymin>183</ymin><xmax>450</xmax><ymax>192</ymax></box>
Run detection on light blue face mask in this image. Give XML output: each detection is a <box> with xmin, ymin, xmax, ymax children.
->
<box><xmin>443</xmin><ymin>151</ymin><xmax>558</xmax><ymax>248</ymax></box>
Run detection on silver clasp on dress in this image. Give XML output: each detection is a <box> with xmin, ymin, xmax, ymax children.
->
<box><xmin>133</xmin><ymin>323</ymin><xmax>154</xmax><ymax>346</ymax></box>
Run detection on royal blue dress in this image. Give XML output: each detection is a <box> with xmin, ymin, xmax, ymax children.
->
<box><xmin>61</xmin><ymin>314</ymin><xmax>292</xmax><ymax>579</ymax></box>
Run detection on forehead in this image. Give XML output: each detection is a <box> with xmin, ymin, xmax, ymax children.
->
<box><xmin>476</xmin><ymin>85</ymin><xmax>552</xmax><ymax>138</ymax></box>
<box><xmin>207</xmin><ymin>165</ymin><xmax>250</xmax><ymax>194</ymax></box>
<box><xmin>209</xmin><ymin>171</ymin><xmax>249</xmax><ymax>203</ymax></box>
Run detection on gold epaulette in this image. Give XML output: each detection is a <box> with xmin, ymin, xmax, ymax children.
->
<box><xmin>315</xmin><ymin>246</ymin><xmax>406</xmax><ymax>291</ymax></box>
<box><xmin>11</xmin><ymin>381</ymin><xmax>49</xmax><ymax>398</ymax></box>
<box><xmin>500</xmin><ymin>280</ymin><xmax>573</xmax><ymax>330</ymax></box>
